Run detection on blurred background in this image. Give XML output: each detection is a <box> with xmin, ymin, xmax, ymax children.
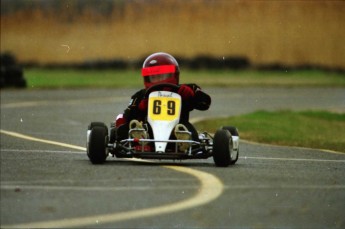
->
<box><xmin>1</xmin><ymin>0</ymin><xmax>344</xmax><ymax>71</ymax></box>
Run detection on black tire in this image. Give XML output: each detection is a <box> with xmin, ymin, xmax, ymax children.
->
<box><xmin>222</xmin><ymin>126</ymin><xmax>239</xmax><ymax>136</ymax></box>
<box><xmin>87</xmin><ymin>126</ymin><xmax>109</xmax><ymax>164</ymax></box>
<box><xmin>222</xmin><ymin>126</ymin><xmax>239</xmax><ymax>165</ymax></box>
<box><xmin>16</xmin><ymin>77</ymin><xmax>27</xmax><ymax>88</ymax></box>
<box><xmin>88</xmin><ymin>122</ymin><xmax>108</xmax><ymax>131</ymax></box>
<box><xmin>213</xmin><ymin>129</ymin><xmax>233</xmax><ymax>167</ymax></box>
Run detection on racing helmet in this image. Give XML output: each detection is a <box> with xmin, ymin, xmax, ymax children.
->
<box><xmin>141</xmin><ymin>52</ymin><xmax>180</xmax><ymax>88</ymax></box>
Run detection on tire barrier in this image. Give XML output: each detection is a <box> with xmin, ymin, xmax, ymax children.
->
<box><xmin>1</xmin><ymin>53</ymin><xmax>27</xmax><ymax>88</ymax></box>
<box><xmin>20</xmin><ymin>55</ymin><xmax>344</xmax><ymax>73</ymax></box>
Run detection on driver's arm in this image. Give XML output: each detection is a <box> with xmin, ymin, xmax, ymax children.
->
<box><xmin>122</xmin><ymin>89</ymin><xmax>147</xmax><ymax>123</ymax></box>
<box><xmin>184</xmin><ymin>84</ymin><xmax>211</xmax><ymax>111</ymax></box>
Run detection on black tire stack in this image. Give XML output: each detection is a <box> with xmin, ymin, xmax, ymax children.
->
<box><xmin>1</xmin><ymin>53</ymin><xmax>27</xmax><ymax>88</ymax></box>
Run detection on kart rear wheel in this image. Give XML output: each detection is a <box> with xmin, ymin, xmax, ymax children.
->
<box><xmin>213</xmin><ymin>129</ymin><xmax>234</xmax><ymax>167</ymax></box>
<box><xmin>87</xmin><ymin>125</ymin><xmax>109</xmax><ymax>164</ymax></box>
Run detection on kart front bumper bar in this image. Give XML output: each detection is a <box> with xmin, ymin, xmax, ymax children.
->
<box><xmin>108</xmin><ymin>138</ymin><xmax>212</xmax><ymax>159</ymax></box>
<box><xmin>120</xmin><ymin>138</ymin><xmax>200</xmax><ymax>144</ymax></box>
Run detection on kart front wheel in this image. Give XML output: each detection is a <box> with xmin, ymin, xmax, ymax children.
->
<box><xmin>87</xmin><ymin>125</ymin><xmax>109</xmax><ymax>164</ymax></box>
<box><xmin>221</xmin><ymin>126</ymin><xmax>239</xmax><ymax>137</ymax></box>
<box><xmin>222</xmin><ymin>126</ymin><xmax>239</xmax><ymax>165</ymax></box>
<box><xmin>213</xmin><ymin>129</ymin><xmax>234</xmax><ymax>167</ymax></box>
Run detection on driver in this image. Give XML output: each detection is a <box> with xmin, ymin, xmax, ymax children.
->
<box><xmin>113</xmin><ymin>52</ymin><xmax>211</xmax><ymax>150</ymax></box>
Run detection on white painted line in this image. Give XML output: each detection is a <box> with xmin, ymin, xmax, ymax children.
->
<box><xmin>190</xmin><ymin>119</ymin><xmax>344</xmax><ymax>155</ymax></box>
<box><xmin>1</xmin><ymin>129</ymin><xmax>224</xmax><ymax>228</ymax></box>
<box><xmin>241</xmin><ymin>156</ymin><xmax>345</xmax><ymax>163</ymax></box>
<box><xmin>1</xmin><ymin>184</ymin><xmax>197</xmax><ymax>192</ymax></box>
<box><xmin>2</xmin><ymin>184</ymin><xmax>343</xmax><ymax>193</ymax></box>
<box><xmin>3</xmin><ymin>148</ymin><xmax>344</xmax><ymax>164</ymax></box>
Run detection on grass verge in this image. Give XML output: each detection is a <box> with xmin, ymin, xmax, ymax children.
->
<box><xmin>194</xmin><ymin>110</ymin><xmax>345</xmax><ymax>152</ymax></box>
<box><xmin>25</xmin><ymin>69</ymin><xmax>140</xmax><ymax>89</ymax></box>
<box><xmin>25</xmin><ymin>68</ymin><xmax>345</xmax><ymax>89</ymax></box>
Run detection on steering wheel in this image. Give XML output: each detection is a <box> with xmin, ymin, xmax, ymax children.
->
<box><xmin>144</xmin><ymin>83</ymin><xmax>180</xmax><ymax>98</ymax></box>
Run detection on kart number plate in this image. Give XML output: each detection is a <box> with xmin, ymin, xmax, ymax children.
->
<box><xmin>149</xmin><ymin>97</ymin><xmax>181</xmax><ymax>121</ymax></box>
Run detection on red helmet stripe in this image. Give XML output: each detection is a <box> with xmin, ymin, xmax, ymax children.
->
<box><xmin>142</xmin><ymin>65</ymin><xmax>176</xmax><ymax>77</ymax></box>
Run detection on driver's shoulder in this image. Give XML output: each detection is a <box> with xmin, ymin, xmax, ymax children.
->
<box><xmin>131</xmin><ymin>88</ymin><xmax>147</xmax><ymax>98</ymax></box>
<box><xmin>181</xmin><ymin>83</ymin><xmax>201</xmax><ymax>91</ymax></box>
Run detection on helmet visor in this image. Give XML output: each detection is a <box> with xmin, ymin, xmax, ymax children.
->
<box><xmin>144</xmin><ymin>73</ymin><xmax>173</xmax><ymax>83</ymax></box>
<box><xmin>142</xmin><ymin>65</ymin><xmax>176</xmax><ymax>77</ymax></box>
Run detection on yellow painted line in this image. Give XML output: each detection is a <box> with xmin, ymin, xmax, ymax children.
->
<box><xmin>1</xmin><ymin>101</ymin><xmax>48</xmax><ymax>108</ymax></box>
<box><xmin>1</xmin><ymin>129</ymin><xmax>224</xmax><ymax>228</ymax></box>
<box><xmin>0</xmin><ymin>129</ymin><xmax>85</xmax><ymax>151</ymax></box>
<box><xmin>5</xmin><ymin>166</ymin><xmax>223</xmax><ymax>228</ymax></box>
<box><xmin>1</xmin><ymin>97</ymin><xmax>127</xmax><ymax>109</ymax></box>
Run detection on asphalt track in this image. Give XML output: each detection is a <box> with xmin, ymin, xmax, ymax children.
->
<box><xmin>1</xmin><ymin>87</ymin><xmax>345</xmax><ymax>228</ymax></box>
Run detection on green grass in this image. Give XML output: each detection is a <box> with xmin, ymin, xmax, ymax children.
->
<box><xmin>25</xmin><ymin>68</ymin><xmax>345</xmax><ymax>89</ymax></box>
<box><xmin>183</xmin><ymin>69</ymin><xmax>345</xmax><ymax>87</ymax></box>
<box><xmin>194</xmin><ymin>110</ymin><xmax>345</xmax><ymax>152</ymax></box>
<box><xmin>25</xmin><ymin>69</ymin><xmax>141</xmax><ymax>89</ymax></box>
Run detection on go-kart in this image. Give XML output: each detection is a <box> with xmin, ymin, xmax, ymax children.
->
<box><xmin>86</xmin><ymin>83</ymin><xmax>239</xmax><ymax>167</ymax></box>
